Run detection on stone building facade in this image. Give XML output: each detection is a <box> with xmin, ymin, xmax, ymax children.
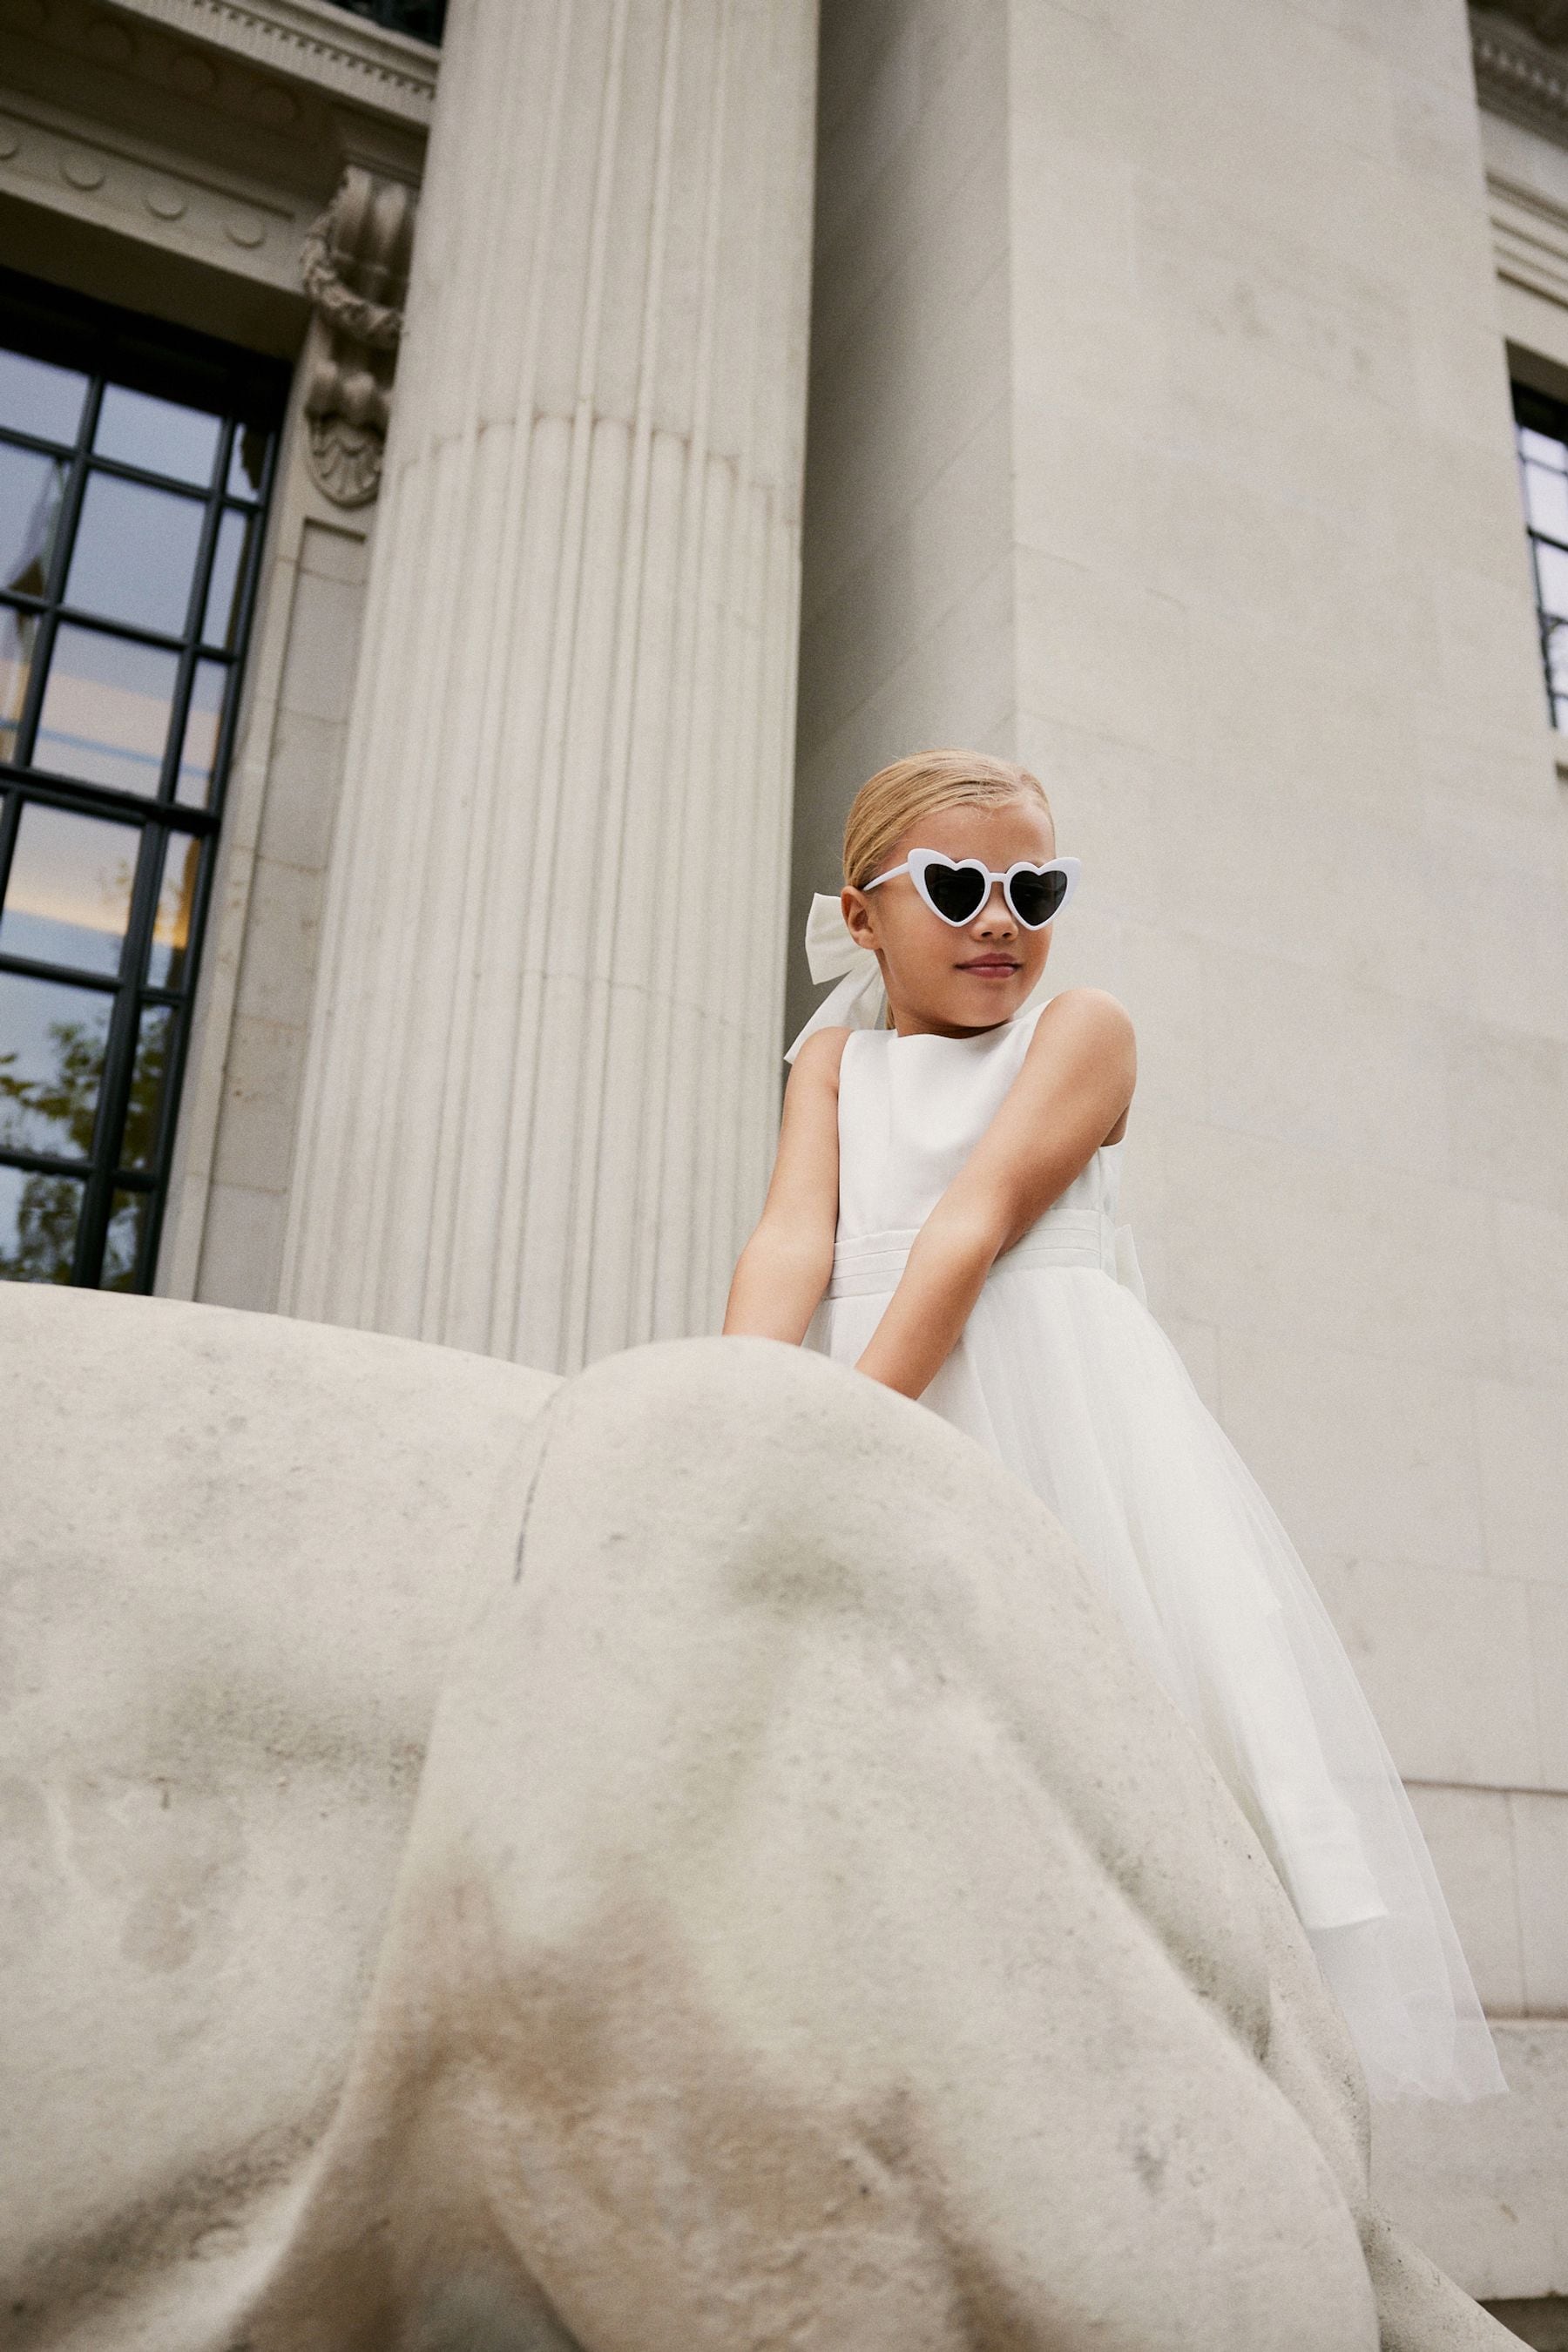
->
<box><xmin>0</xmin><ymin>0</ymin><xmax>1565</xmax><ymax>2331</ymax></box>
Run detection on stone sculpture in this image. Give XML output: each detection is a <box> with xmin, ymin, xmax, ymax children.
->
<box><xmin>0</xmin><ymin>1288</ymin><xmax>1512</xmax><ymax>2349</ymax></box>
<box><xmin>299</xmin><ymin>166</ymin><xmax>416</xmax><ymax>507</ymax></box>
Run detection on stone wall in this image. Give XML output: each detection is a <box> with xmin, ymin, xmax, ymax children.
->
<box><xmin>787</xmin><ymin>1</ymin><xmax>1015</xmax><ymax>1038</ymax></box>
<box><xmin>794</xmin><ymin>0</ymin><xmax>1568</xmax><ymax>2300</ymax></box>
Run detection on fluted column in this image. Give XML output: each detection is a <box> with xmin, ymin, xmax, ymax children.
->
<box><xmin>280</xmin><ymin>0</ymin><xmax>817</xmax><ymax>1370</ymax></box>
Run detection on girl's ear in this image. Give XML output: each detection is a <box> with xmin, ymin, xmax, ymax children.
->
<box><xmin>841</xmin><ymin>886</ymin><xmax>878</xmax><ymax>952</ymax></box>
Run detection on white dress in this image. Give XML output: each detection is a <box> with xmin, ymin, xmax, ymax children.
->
<box><xmin>801</xmin><ymin>997</ymin><xmax>1506</xmax><ymax>2105</ymax></box>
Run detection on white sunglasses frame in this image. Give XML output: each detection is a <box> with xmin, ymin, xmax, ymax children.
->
<box><xmin>863</xmin><ymin>847</ymin><xmax>1082</xmax><ymax>930</ymax></box>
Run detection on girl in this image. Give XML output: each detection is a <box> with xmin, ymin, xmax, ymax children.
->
<box><xmin>723</xmin><ymin>747</ymin><xmax>1506</xmax><ymax>2105</ymax></box>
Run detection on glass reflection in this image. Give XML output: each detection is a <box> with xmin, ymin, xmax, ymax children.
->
<box><xmin>1547</xmin><ymin>618</ymin><xmax>1568</xmax><ymax>698</ymax></box>
<box><xmin>95</xmin><ymin>383</ymin><xmax>221</xmax><ymax>488</ymax></box>
<box><xmin>101</xmin><ymin>1186</ymin><xmax>150</xmax><ymax>1290</ymax></box>
<box><xmin>0</xmin><ymin>1159</ymin><xmax>83</xmax><ymax>1283</ymax></box>
<box><xmin>0</xmin><ymin>801</ymin><xmax>139</xmax><ymax>976</ymax></box>
<box><xmin>66</xmin><ymin>472</ymin><xmax>205</xmax><ymax>636</ymax></box>
<box><xmin>202</xmin><ymin>508</ymin><xmax>252</xmax><ymax>648</ymax></box>
<box><xmin>228</xmin><ymin>427</ymin><xmax>267</xmax><ymax>502</ymax></box>
<box><xmin>147</xmin><ymin>833</ymin><xmax>199</xmax><ymax>989</ymax></box>
<box><xmin>0</xmin><ymin>604</ymin><xmax>37</xmax><ymax>763</ymax></box>
<box><xmin>174</xmin><ymin>659</ymin><xmax>226</xmax><ymax>808</ymax></box>
<box><xmin>0</xmin><ymin>968</ymin><xmax>112</xmax><ymax>1159</ymax></box>
<box><xmin>120</xmin><ymin>1004</ymin><xmax>173</xmax><ymax>1168</ymax></box>
<box><xmin>0</xmin><ymin>443</ymin><xmax>66</xmax><ymax>597</ymax></box>
<box><xmin>34</xmin><ymin>624</ymin><xmax>177</xmax><ymax>795</ymax></box>
<box><xmin>0</xmin><ymin>351</ymin><xmax>89</xmax><ymax>447</ymax></box>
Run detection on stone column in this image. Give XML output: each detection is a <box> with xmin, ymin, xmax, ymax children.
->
<box><xmin>280</xmin><ymin>0</ymin><xmax>817</xmax><ymax>1371</ymax></box>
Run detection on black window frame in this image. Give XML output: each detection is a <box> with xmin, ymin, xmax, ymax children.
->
<box><xmin>1512</xmin><ymin>377</ymin><xmax>1568</xmax><ymax>734</ymax></box>
<box><xmin>0</xmin><ymin>265</ymin><xmax>288</xmax><ymax>1291</ymax></box>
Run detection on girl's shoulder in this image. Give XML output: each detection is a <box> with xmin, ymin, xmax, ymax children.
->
<box><xmin>787</xmin><ymin>1024</ymin><xmax>855</xmax><ymax>1089</ymax></box>
<box><xmin>1024</xmin><ymin>986</ymin><xmax>1135</xmax><ymax>1044</ymax></box>
<box><xmin>1033</xmin><ymin>983</ymin><xmax>1134</xmax><ymax>1020</ymax></box>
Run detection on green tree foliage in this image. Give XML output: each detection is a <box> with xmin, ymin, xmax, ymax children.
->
<box><xmin>0</xmin><ymin>1009</ymin><xmax>166</xmax><ymax>1283</ymax></box>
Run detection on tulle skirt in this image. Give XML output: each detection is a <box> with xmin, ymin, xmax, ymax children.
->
<box><xmin>803</xmin><ymin>1259</ymin><xmax>1508</xmax><ymax>2105</ymax></box>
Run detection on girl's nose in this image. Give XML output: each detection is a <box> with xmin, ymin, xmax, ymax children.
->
<box><xmin>976</xmin><ymin>882</ymin><xmax>1017</xmax><ymax>934</ymax></box>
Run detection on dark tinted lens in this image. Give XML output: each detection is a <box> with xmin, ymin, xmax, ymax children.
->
<box><xmin>1007</xmin><ymin>868</ymin><xmax>1067</xmax><ymax>928</ymax></box>
<box><xmin>923</xmin><ymin>859</ymin><xmax>987</xmax><ymax>923</ymax></box>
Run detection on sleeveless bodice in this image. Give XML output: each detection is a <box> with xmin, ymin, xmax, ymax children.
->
<box><xmin>828</xmin><ymin>999</ymin><xmax>1138</xmax><ymax>1302</ymax></box>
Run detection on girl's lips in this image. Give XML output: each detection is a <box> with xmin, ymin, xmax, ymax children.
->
<box><xmin>960</xmin><ymin>959</ymin><xmax>1019</xmax><ymax>974</ymax></box>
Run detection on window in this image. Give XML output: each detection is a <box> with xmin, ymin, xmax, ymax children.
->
<box><xmin>1512</xmin><ymin>379</ymin><xmax>1568</xmax><ymax>732</ymax></box>
<box><xmin>328</xmin><ymin>0</ymin><xmax>445</xmax><ymax>37</ymax></box>
<box><xmin>0</xmin><ymin>268</ymin><xmax>287</xmax><ymax>1289</ymax></box>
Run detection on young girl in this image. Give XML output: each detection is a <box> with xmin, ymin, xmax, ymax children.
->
<box><xmin>724</xmin><ymin>747</ymin><xmax>1506</xmax><ymax>2106</ymax></box>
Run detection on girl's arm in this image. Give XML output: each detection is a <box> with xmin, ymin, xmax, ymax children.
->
<box><xmin>855</xmin><ymin>989</ymin><xmax>1137</xmax><ymax>1399</ymax></box>
<box><xmin>723</xmin><ymin>1026</ymin><xmax>848</xmax><ymax>1343</ymax></box>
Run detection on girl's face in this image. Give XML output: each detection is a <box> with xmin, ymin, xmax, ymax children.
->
<box><xmin>842</xmin><ymin>794</ymin><xmax>1059</xmax><ymax>1037</ymax></box>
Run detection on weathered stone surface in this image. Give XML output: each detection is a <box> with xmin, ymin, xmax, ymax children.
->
<box><xmin>0</xmin><ymin>1284</ymin><xmax>558</xmax><ymax>2349</ymax></box>
<box><xmin>0</xmin><ymin>1291</ymin><xmax>1511</xmax><ymax>2348</ymax></box>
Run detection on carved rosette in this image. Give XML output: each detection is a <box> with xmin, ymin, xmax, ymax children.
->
<box><xmin>299</xmin><ymin>167</ymin><xmax>416</xmax><ymax>508</ymax></box>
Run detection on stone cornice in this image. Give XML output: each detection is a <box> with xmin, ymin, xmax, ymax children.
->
<box><xmin>0</xmin><ymin>0</ymin><xmax>431</xmax><ymax>325</ymax></box>
<box><xmin>1472</xmin><ymin>5</ymin><xmax>1568</xmax><ymax>145</ymax></box>
<box><xmin>1478</xmin><ymin>0</ymin><xmax>1568</xmax><ymax>39</ymax></box>
<box><xmin>102</xmin><ymin>0</ymin><xmax>436</xmax><ymax>127</ymax></box>
<box><xmin>1486</xmin><ymin>165</ymin><xmax>1568</xmax><ymax>305</ymax></box>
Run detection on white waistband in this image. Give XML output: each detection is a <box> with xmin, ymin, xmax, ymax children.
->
<box><xmin>828</xmin><ymin>1208</ymin><xmax>1113</xmax><ymax>1301</ymax></box>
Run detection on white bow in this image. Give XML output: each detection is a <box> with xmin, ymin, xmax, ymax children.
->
<box><xmin>783</xmin><ymin>892</ymin><xmax>888</xmax><ymax>1064</ymax></box>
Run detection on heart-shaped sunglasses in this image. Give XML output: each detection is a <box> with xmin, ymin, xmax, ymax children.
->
<box><xmin>863</xmin><ymin>847</ymin><xmax>1081</xmax><ymax>930</ymax></box>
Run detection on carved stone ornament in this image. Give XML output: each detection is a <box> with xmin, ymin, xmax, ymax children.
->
<box><xmin>299</xmin><ymin>166</ymin><xmax>416</xmax><ymax>507</ymax></box>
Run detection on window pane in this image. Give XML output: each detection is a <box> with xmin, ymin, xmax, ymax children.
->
<box><xmin>147</xmin><ymin>832</ymin><xmax>199</xmax><ymax>990</ymax></box>
<box><xmin>0</xmin><ymin>604</ymin><xmax>37</xmax><ymax>763</ymax></box>
<box><xmin>120</xmin><ymin>1005</ymin><xmax>174</xmax><ymax>1168</ymax></box>
<box><xmin>0</xmin><ymin>350</ymin><xmax>89</xmax><ymax>446</ymax></box>
<box><xmin>0</xmin><ymin>968</ymin><xmax>112</xmax><ymax>1159</ymax></box>
<box><xmin>174</xmin><ymin>658</ymin><xmax>226</xmax><ymax>808</ymax></box>
<box><xmin>101</xmin><ymin>1185</ymin><xmax>152</xmax><ymax>1289</ymax></box>
<box><xmin>65</xmin><ymin>471</ymin><xmax>206</xmax><ymax>636</ymax></box>
<box><xmin>1518</xmin><ymin>424</ymin><xmax>1565</xmax><ymax>468</ymax></box>
<box><xmin>201</xmin><ymin>508</ymin><xmax>253</xmax><ymax>649</ymax></box>
<box><xmin>0</xmin><ymin>1160</ymin><xmax>84</xmax><ymax>1282</ymax></box>
<box><xmin>0</xmin><ymin>443</ymin><xmax>67</xmax><ymax>597</ymax></box>
<box><xmin>0</xmin><ymin>801</ymin><xmax>139</xmax><ymax>976</ymax></box>
<box><xmin>228</xmin><ymin>426</ymin><xmax>267</xmax><ymax>502</ymax></box>
<box><xmin>1524</xmin><ymin>461</ymin><xmax>1568</xmax><ymax>545</ymax></box>
<box><xmin>94</xmin><ymin>383</ymin><xmax>221</xmax><ymax>488</ymax></box>
<box><xmin>35</xmin><ymin>623</ymin><xmax>177</xmax><ymax>795</ymax></box>
<box><xmin>1537</xmin><ymin>540</ymin><xmax>1568</xmax><ymax>623</ymax></box>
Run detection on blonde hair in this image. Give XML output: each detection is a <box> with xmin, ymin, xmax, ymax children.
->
<box><xmin>841</xmin><ymin>748</ymin><xmax>1054</xmax><ymax>890</ymax></box>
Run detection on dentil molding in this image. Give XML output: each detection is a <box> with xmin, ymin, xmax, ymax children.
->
<box><xmin>98</xmin><ymin>0</ymin><xmax>436</xmax><ymax>126</ymax></box>
<box><xmin>1473</xmin><ymin>3</ymin><xmax>1568</xmax><ymax>144</ymax></box>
